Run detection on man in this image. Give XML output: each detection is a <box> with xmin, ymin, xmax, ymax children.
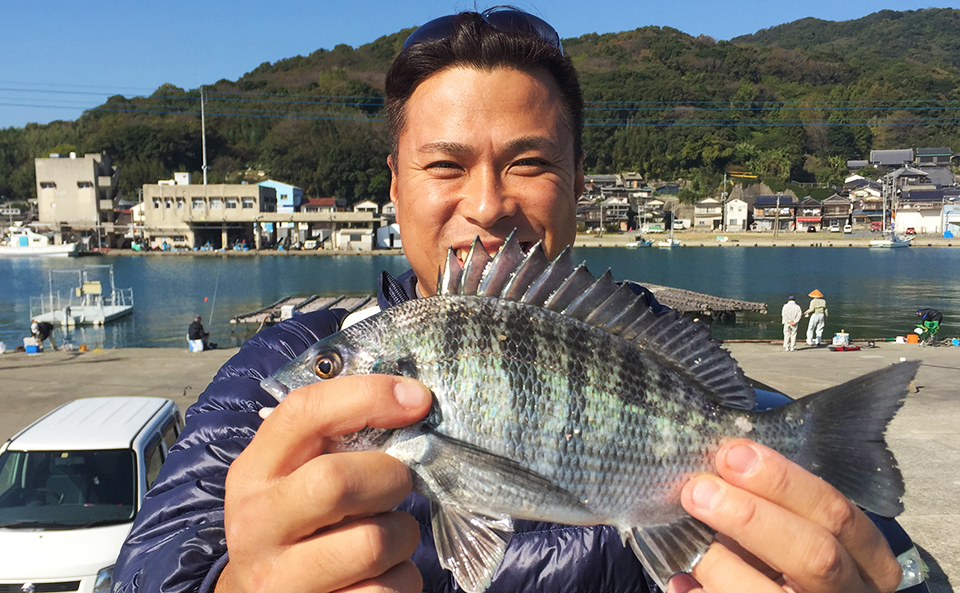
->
<box><xmin>780</xmin><ymin>295</ymin><xmax>802</xmax><ymax>351</ymax></box>
<box><xmin>805</xmin><ymin>288</ymin><xmax>828</xmax><ymax>346</ymax></box>
<box><xmin>30</xmin><ymin>319</ymin><xmax>57</xmax><ymax>351</ymax></box>
<box><xmin>187</xmin><ymin>315</ymin><xmax>208</xmax><ymax>352</ymax></box>
<box><xmin>114</xmin><ymin>10</ymin><xmax>903</xmax><ymax>593</ymax></box>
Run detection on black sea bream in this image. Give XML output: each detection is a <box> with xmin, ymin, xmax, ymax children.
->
<box><xmin>262</xmin><ymin>233</ymin><xmax>917</xmax><ymax>592</ymax></box>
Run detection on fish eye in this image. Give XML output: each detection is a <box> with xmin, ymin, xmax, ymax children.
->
<box><xmin>314</xmin><ymin>350</ymin><xmax>343</xmax><ymax>379</ymax></box>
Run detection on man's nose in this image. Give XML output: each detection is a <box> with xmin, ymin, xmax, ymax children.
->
<box><xmin>459</xmin><ymin>167</ymin><xmax>515</xmax><ymax>227</ymax></box>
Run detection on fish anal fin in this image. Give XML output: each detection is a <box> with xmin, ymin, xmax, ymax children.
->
<box><xmin>431</xmin><ymin>501</ymin><xmax>513</xmax><ymax>593</ymax></box>
<box><xmin>620</xmin><ymin>517</ymin><xmax>715</xmax><ymax>592</ymax></box>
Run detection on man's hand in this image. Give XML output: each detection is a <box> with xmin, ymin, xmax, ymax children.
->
<box><xmin>671</xmin><ymin>439</ymin><xmax>903</xmax><ymax>593</ymax></box>
<box><xmin>215</xmin><ymin>375</ymin><xmax>432</xmax><ymax>593</ymax></box>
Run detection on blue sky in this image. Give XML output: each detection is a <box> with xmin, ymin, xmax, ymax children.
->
<box><xmin>2</xmin><ymin>0</ymin><xmax>959</xmax><ymax>129</ymax></box>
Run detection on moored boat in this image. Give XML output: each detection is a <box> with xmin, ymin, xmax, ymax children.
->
<box><xmin>0</xmin><ymin>225</ymin><xmax>79</xmax><ymax>257</ymax></box>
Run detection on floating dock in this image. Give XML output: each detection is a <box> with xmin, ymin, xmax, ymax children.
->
<box><xmin>634</xmin><ymin>283</ymin><xmax>767</xmax><ymax>318</ymax></box>
<box><xmin>232</xmin><ymin>284</ymin><xmax>765</xmax><ymax>329</ymax></box>
<box><xmin>230</xmin><ymin>294</ymin><xmax>374</xmax><ymax>327</ymax></box>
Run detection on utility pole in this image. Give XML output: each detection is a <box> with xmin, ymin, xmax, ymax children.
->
<box><xmin>201</xmin><ymin>86</ymin><xmax>208</xmax><ymax>186</ymax></box>
<box><xmin>774</xmin><ymin>192</ymin><xmax>782</xmax><ymax>238</ymax></box>
<box><xmin>720</xmin><ymin>173</ymin><xmax>728</xmax><ymax>231</ymax></box>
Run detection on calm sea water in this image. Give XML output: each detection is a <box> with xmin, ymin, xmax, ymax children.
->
<box><xmin>1</xmin><ymin>247</ymin><xmax>957</xmax><ymax>350</ymax></box>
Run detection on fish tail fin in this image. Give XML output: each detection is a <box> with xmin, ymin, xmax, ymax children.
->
<box><xmin>620</xmin><ymin>517</ymin><xmax>715</xmax><ymax>592</ymax></box>
<box><xmin>785</xmin><ymin>360</ymin><xmax>919</xmax><ymax>518</ymax></box>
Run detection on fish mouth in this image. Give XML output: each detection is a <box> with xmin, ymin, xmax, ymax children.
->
<box><xmin>260</xmin><ymin>376</ymin><xmax>291</xmax><ymax>402</ymax></box>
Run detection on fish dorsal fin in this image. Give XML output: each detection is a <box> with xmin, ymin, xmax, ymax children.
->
<box><xmin>438</xmin><ymin>234</ymin><xmax>755</xmax><ymax>410</ymax></box>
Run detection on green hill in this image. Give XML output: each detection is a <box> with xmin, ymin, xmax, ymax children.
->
<box><xmin>3</xmin><ymin>9</ymin><xmax>960</xmax><ymax>205</ymax></box>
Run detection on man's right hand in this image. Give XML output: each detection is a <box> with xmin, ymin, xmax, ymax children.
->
<box><xmin>215</xmin><ymin>375</ymin><xmax>432</xmax><ymax>593</ymax></box>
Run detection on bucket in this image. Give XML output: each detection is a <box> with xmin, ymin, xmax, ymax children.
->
<box><xmin>906</xmin><ymin>334</ymin><xmax>919</xmax><ymax>344</ymax></box>
<box><xmin>952</xmin><ymin>338</ymin><xmax>959</xmax><ymax>347</ymax></box>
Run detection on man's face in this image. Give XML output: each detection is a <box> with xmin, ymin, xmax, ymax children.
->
<box><xmin>389</xmin><ymin>66</ymin><xmax>582</xmax><ymax>296</ymax></box>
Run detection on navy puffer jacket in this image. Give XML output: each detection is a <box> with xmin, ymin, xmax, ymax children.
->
<box><xmin>114</xmin><ymin>270</ymin><xmax>668</xmax><ymax>593</ymax></box>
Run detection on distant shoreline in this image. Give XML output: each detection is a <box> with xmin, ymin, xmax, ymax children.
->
<box><xmin>82</xmin><ymin>232</ymin><xmax>958</xmax><ymax>256</ymax></box>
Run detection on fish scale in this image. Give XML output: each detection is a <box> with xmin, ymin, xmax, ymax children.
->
<box><xmin>263</xmin><ymin>233</ymin><xmax>918</xmax><ymax>593</ymax></box>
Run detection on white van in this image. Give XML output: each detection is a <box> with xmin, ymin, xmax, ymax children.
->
<box><xmin>0</xmin><ymin>397</ymin><xmax>183</xmax><ymax>593</ymax></box>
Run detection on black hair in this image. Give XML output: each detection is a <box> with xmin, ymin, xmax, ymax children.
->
<box><xmin>385</xmin><ymin>11</ymin><xmax>583</xmax><ymax>166</ymax></box>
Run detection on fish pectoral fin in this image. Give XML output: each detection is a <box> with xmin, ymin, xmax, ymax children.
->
<box><xmin>416</xmin><ymin>430</ymin><xmax>587</xmax><ymax>515</ymax></box>
<box><xmin>620</xmin><ymin>516</ymin><xmax>716</xmax><ymax>591</ymax></box>
<box><xmin>431</xmin><ymin>501</ymin><xmax>513</xmax><ymax>593</ymax></box>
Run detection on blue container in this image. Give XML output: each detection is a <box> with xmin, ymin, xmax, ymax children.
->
<box><xmin>952</xmin><ymin>338</ymin><xmax>959</xmax><ymax>347</ymax></box>
<box><xmin>25</xmin><ymin>345</ymin><xmax>39</xmax><ymax>353</ymax></box>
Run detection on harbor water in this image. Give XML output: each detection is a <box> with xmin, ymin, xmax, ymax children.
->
<box><xmin>1</xmin><ymin>246</ymin><xmax>958</xmax><ymax>350</ymax></box>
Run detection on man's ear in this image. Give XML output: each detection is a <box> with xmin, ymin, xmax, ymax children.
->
<box><xmin>387</xmin><ymin>154</ymin><xmax>399</xmax><ymax>206</ymax></box>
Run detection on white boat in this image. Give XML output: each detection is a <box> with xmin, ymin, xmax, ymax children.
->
<box><xmin>626</xmin><ymin>234</ymin><xmax>653</xmax><ymax>248</ymax></box>
<box><xmin>0</xmin><ymin>225</ymin><xmax>79</xmax><ymax>257</ymax></box>
<box><xmin>30</xmin><ymin>265</ymin><xmax>134</xmax><ymax>326</ymax></box>
<box><xmin>656</xmin><ymin>238</ymin><xmax>681</xmax><ymax>248</ymax></box>
<box><xmin>869</xmin><ymin>234</ymin><xmax>912</xmax><ymax>248</ymax></box>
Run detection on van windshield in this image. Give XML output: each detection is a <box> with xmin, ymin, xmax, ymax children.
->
<box><xmin>0</xmin><ymin>449</ymin><xmax>136</xmax><ymax>529</ymax></box>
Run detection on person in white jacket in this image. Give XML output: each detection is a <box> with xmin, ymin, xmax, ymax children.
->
<box><xmin>781</xmin><ymin>295</ymin><xmax>802</xmax><ymax>351</ymax></box>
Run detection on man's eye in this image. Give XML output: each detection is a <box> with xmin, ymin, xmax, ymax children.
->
<box><xmin>513</xmin><ymin>158</ymin><xmax>550</xmax><ymax>169</ymax></box>
<box><xmin>426</xmin><ymin>161</ymin><xmax>461</xmax><ymax>169</ymax></box>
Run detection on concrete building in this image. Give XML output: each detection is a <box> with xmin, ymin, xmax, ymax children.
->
<box><xmin>141</xmin><ymin>182</ymin><xmax>278</xmax><ymax>249</ymax></box>
<box><xmin>35</xmin><ymin>152</ymin><xmax>120</xmax><ymax>244</ymax></box>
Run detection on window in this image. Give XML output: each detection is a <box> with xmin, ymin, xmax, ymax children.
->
<box><xmin>164</xmin><ymin>199</ymin><xmax>172</xmax><ymax>209</ymax></box>
<box><xmin>192</xmin><ymin>198</ymin><xmax>204</xmax><ymax>210</ymax></box>
<box><xmin>160</xmin><ymin>417</ymin><xmax>180</xmax><ymax>452</ymax></box>
<box><xmin>153</xmin><ymin>198</ymin><xmax>160</xmax><ymax>209</ymax></box>
<box><xmin>176</xmin><ymin>198</ymin><xmax>184</xmax><ymax>209</ymax></box>
<box><xmin>210</xmin><ymin>198</ymin><xmax>223</xmax><ymax>210</ymax></box>
<box><xmin>144</xmin><ymin>435</ymin><xmax>164</xmax><ymax>490</ymax></box>
<box><xmin>225</xmin><ymin>198</ymin><xmax>237</xmax><ymax>209</ymax></box>
<box><xmin>77</xmin><ymin>181</ymin><xmax>93</xmax><ymax>188</ymax></box>
<box><xmin>40</xmin><ymin>182</ymin><xmax>56</xmax><ymax>189</ymax></box>
<box><xmin>242</xmin><ymin>198</ymin><xmax>255</xmax><ymax>209</ymax></box>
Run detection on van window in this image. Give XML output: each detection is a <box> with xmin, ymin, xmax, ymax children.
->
<box><xmin>0</xmin><ymin>449</ymin><xmax>136</xmax><ymax>528</ymax></box>
<box><xmin>161</xmin><ymin>417</ymin><xmax>180</xmax><ymax>452</ymax></box>
<box><xmin>144</xmin><ymin>435</ymin><xmax>164</xmax><ymax>490</ymax></box>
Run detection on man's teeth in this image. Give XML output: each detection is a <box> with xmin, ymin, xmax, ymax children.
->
<box><xmin>457</xmin><ymin>248</ymin><xmax>470</xmax><ymax>263</ymax></box>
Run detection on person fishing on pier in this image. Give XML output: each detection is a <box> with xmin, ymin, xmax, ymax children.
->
<box><xmin>115</xmin><ymin>9</ymin><xmax>908</xmax><ymax>593</ymax></box>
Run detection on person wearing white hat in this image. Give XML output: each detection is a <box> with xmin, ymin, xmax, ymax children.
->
<box><xmin>804</xmin><ymin>289</ymin><xmax>828</xmax><ymax>346</ymax></box>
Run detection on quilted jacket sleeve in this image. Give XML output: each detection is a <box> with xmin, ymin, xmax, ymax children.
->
<box><xmin>113</xmin><ymin>309</ymin><xmax>346</xmax><ymax>593</ymax></box>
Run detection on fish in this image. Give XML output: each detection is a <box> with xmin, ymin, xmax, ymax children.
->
<box><xmin>261</xmin><ymin>232</ymin><xmax>918</xmax><ymax>593</ymax></box>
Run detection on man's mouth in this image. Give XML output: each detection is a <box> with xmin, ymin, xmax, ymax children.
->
<box><xmin>453</xmin><ymin>240</ymin><xmax>534</xmax><ymax>268</ymax></box>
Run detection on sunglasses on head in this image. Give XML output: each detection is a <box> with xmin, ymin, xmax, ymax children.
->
<box><xmin>402</xmin><ymin>9</ymin><xmax>563</xmax><ymax>55</ymax></box>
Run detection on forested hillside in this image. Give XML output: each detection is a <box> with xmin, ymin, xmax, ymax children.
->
<box><xmin>3</xmin><ymin>8</ymin><xmax>960</xmax><ymax>205</ymax></box>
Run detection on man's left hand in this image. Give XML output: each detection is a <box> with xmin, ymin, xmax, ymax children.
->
<box><xmin>671</xmin><ymin>439</ymin><xmax>903</xmax><ymax>593</ymax></box>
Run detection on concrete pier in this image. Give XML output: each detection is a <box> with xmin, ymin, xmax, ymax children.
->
<box><xmin>1</xmin><ymin>342</ymin><xmax>956</xmax><ymax>592</ymax></box>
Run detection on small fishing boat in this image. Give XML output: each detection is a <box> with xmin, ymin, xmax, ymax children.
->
<box><xmin>0</xmin><ymin>225</ymin><xmax>79</xmax><ymax>257</ymax></box>
<box><xmin>30</xmin><ymin>264</ymin><xmax>134</xmax><ymax>326</ymax></box>
<box><xmin>869</xmin><ymin>234</ymin><xmax>912</xmax><ymax>248</ymax></box>
<box><xmin>626</xmin><ymin>234</ymin><xmax>653</xmax><ymax>248</ymax></box>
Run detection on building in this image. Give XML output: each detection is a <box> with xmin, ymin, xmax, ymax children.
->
<box><xmin>915</xmin><ymin>147</ymin><xmax>954</xmax><ymax>167</ymax></box>
<box><xmin>796</xmin><ymin>196</ymin><xmax>824</xmax><ymax>230</ymax></box>
<box><xmin>723</xmin><ymin>198</ymin><xmax>749</xmax><ymax>232</ymax></box>
<box><xmin>751</xmin><ymin>195</ymin><xmax>795</xmax><ymax>232</ymax></box>
<box><xmin>258</xmin><ymin>180</ymin><xmax>303</xmax><ymax>213</ymax></box>
<box><xmin>897</xmin><ymin>189</ymin><xmax>944</xmax><ymax>235</ymax></box>
<box><xmin>141</xmin><ymin>182</ymin><xmax>277</xmax><ymax>249</ymax></box>
<box><xmin>869</xmin><ymin>149</ymin><xmax>915</xmax><ymax>168</ymax></box>
<box><xmin>35</xmin><ymin>152</ymin><xmax>120</xmax><ymax>245</ymax></box>
<box><xmin>693</xmin><ymin>198</ymin><xmax>722</xmax><ymax>230</ymax></box>
<box><xmin>821</xmin><ymin>195</ymin><xmax>852</xmax><ymax>231</ymax></box>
